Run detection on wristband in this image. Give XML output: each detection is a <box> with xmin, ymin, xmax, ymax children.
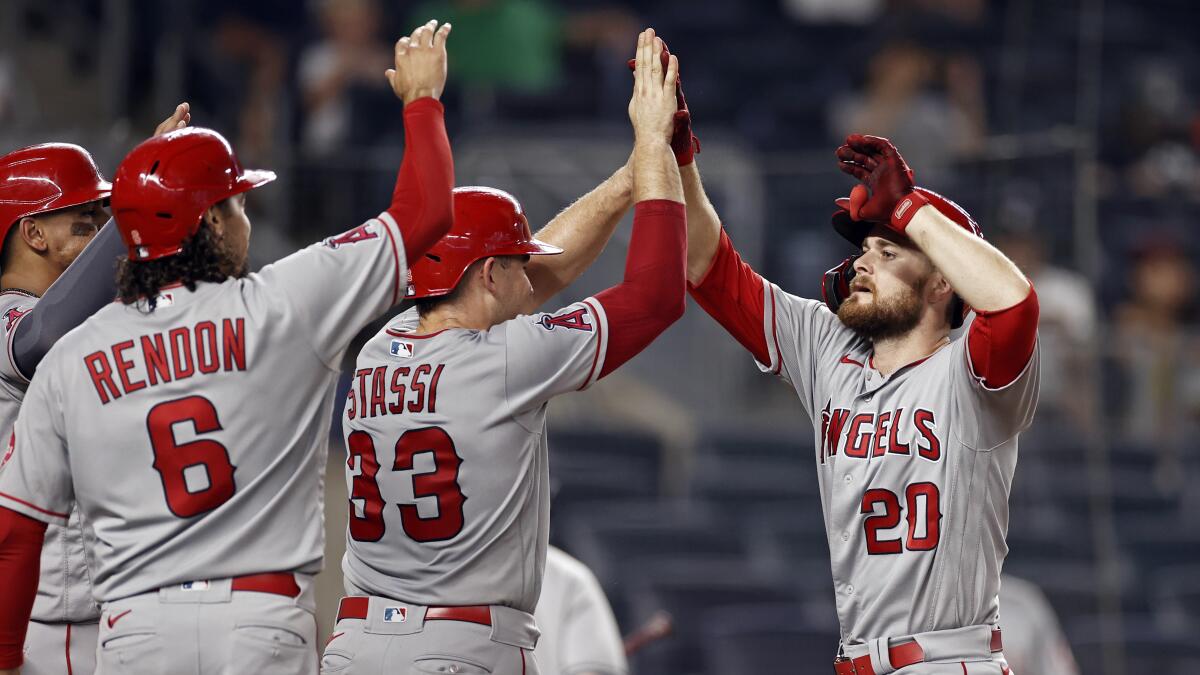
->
<box><xmin>890</xmin><ymin>190</ymin><xmax>930</xmax><ymax>232</ymax></box>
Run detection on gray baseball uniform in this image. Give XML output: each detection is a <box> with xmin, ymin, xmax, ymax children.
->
<box><xmin>998</xmin><ymin>574</ymin><xmax>1079</xmax><ymax>675</ymax></box>
<box><xmin>0</xmin><ymin>290</ymin><xmax>101</xmax><ymax>675</ymax></box>
<box><xmin>323</xmin><ymin>300</ymin><xmax>612</xmax><ymax>675</ymax></box>
<box><xmin>690</xmin><ymin>232</ymin><xmax>1039</xmax><ymax>672</ymax></box>
<box><xmin>534</xmin><ymin>546</ymin><xmax>627</xmax><ymax>675</ymax></box>
<box><xmin>0</xmin><ymin>212</ymin><xmax>409</xmax><ymax>674</ymax></box>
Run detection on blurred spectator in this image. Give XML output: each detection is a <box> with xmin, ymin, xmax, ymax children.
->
<box><xmin>196</xmin><ymin>4</ymin><xmax>292</xmax><ymax>166</ymax></box>
<box><xmin>1113</xmin><ymin>239</ymin><xmax>1200</xmax><ymax>489</ymax></box>
<box><xmin>999</xmin><ymin>574</ymin><xmax>1081</xmax><ymax>675</ymax></box>
<box><xmin>535</xmin><ymin>546</ymin><xmax>628</xmax><ymax>675</ymax></box>
<box><xmin>827</xmin><ymin>41</ymin><xmax>986</xmax><ymax>181</ymax></box>
<box><xmin>992</xmin><ymin>226</ymin><xmax>1098</xmax><ymax>432</ymax></box>
<box><xmin>1111</xmin><ymin>59</ymin><xmax>1200</xmax><ymax>199</ymax></box>
<box><xmin>782</xmin><ymin>0</ymin><xmax>883</xmax><ymax>24</ymax></box>
<box><xmin>297</xmin><ymin>0</ymin><xmax>393</xmax><ymax>154</ymax></box>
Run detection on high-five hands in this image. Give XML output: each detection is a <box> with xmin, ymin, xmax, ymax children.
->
<box><xmin>153</xmin><ymin>102</ymin><xmax>191</xmax><ymax>137</ymax></box>
<box><xmin>628</xmin><ymin>29</ymin><xmax>680</xmax><ymax>146</ymax></box>
<box><xmin>387</xmin><ymin>19</ymin><xmax>452</xmax><ymax>105</ymax></box>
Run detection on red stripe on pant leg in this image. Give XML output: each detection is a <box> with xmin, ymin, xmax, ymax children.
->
<box><xmin>66</xmin><ymin>624</ymin><xmax>73</xmax><ymax>675</ymax></box>
<box><xmin>521</xmin><ymin>649</ymin><xmax>526</xmax><ymax>675</ymax></box>
<box><xmin>960</xmin><ymin>663</ymin><xmax>967</xmax><ymax>675</ymax></box>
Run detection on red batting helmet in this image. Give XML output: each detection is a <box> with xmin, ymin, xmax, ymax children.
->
<box><xmin>0</xmin><ymin>143</ymin><xmax>111</xmax><ymax>253</ymax></box>
<box><xmin>111</xmin><ymin>127</ymin><xmax>275</xmax><ymax>261</ymax></box>
<box><xmin>406</xmin><ymin>186</ymin><xmax>562</xmax><ymax>299</ymax></box>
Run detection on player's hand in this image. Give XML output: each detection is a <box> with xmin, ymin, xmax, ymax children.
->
<box><xmin>153</xmin><ymin>102</ymin><xmax>191</xmax><ymax>137</ymax></box>
<box><xmin>626</xmin><ymin>37</ymin><xmax>700</xmax><ymax>165</ymax></box>
<box><xmin>386</xmin><ymin>19</ymin><xmax>452</xmax><ymax>105</ymax></box>
<box><xmin>628</xmin><ymin>29</ymin><xmax>679</xmax><ymax>146</ymax></box>
<box><xmin>835</xmin><ymin>134</ymin><xmax>917</xmax><ymax>225</ymax></box>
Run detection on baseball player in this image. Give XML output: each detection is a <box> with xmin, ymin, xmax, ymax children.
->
<box><xmin>683</xmin><ymin>111</ymin><xmax>1039</xmax><ymax>673</ymax></box>
<box><xmin>0</xmin><ymin>104</ymin><xmax>191</xmax><ymax>675</ymax></box>
<box><xmin>996</xmin><ymin>575</ymin><xmax>1079</xmax><ymax>675</ymax></box>
<box><xmin>322</xmin><ymin>28</ymin><xmax>687</xmax><ymax>675</ymax></box>
<box><xmin>0</xmin><ymin>19</ymin><xmax>455</xmax><ymax>675</ymax></box>
<box><xmin>534</xmin><ymin>546</ymin><xmax>628</xmax><ymax>675</ymax></box>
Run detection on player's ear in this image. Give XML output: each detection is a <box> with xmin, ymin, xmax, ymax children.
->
<box><xmin>480</xmin><ymin>257</ymin><xmax>500</xmax><ymax>294</ymax></box>
<box><xmin>202</xmin><ymin>204</ymin><xmax>223</xmax><ymax>235</ymax></box>
<box><xmin>18</xmin><ymin>216</ymin><xmax>49</xmax><ymax>253</ymax></box>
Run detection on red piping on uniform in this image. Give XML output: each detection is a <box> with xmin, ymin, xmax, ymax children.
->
<box><xmin>379</xmin><ymin>218</ymin><xmax>402</xmax><ymax>306</ymax></box>
<box><xmin>521</xmin><ymin>649</ymin><xmax>526</xmax><ymax>675</ymax></box>
<box><xmin>0</xmin><ymin>492</ymin><xmax>68</xmax><ymax>519</ymax></box>
<box><xmin>385</xmin><ymin>328</ymin><xmax>449</xmax><ymax>340</ymax></box>
<box><xmin>579</xmin><ymin>300</ymin><xmax>603</xmax><ymax>389</ymax></box>
<box><xmin>65</xmin><ymin>623</ymin><xmax>73</xmax><ymax>675</ymax></box>
<box><xmin>769</xmin><ymin>285</ymin><xmax>782</xmax><ymax>375</ymax></box>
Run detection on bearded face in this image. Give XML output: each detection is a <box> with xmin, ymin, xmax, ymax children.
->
<box><xmin>836</xmin><ymin>266</ymin><xmax>930</xmax><ymax>341</ymax></box>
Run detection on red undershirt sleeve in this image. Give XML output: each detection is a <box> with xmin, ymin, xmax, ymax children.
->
<box><xmin>687</xmin><ymin>229</ymin><xmax>771</xmax><ymax>366</ymax></box>
<box><xmin>592</xmin><ymin>200</ymin><xmax>687</xmax><ymax>378</ymax></box>
<box><xmin>0</xmin><ymin>507</ymin><xmax>46</xmax><ymax>669</ymax></box>
<box><xmin>385</xmin><ymin>97</ymin><xmax>455</xmax><ymax>266</ymax></box>
<box><xmin>966</xmin><ymin>284</ymin><xmax>1039</xmax><ymax>388</ymax></box>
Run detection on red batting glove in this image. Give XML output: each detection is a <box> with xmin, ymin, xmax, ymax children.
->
<box><xmin>628</xmin><ymin>39</ymin><xmax>700</xmax><ymax>166</ymax></box>
<box><xmin>835</xmin><ymin>134</ymin><xmax>928</xmax><ymax>232</ymax></box>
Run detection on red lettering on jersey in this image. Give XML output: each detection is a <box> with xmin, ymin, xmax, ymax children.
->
<box><xmin>84</xmin><ymin>351</ymin><xmax>121</xmax><ymax>404</ymax></box>
<box><xmin>872</xmin><ymin>411</ymin><xmax>892</xmax><ymax>457</ymax></box>
<box><xmin>112</xmin><ymin>340</ymin><xmax>147</xmax><ymax>394</ymax></box>
<box><xmin>221</xmin><ymin>318</ymin><xmax>246</xmax><ymax>371</ymax></box>
<box><xmin>346</xmin><ymin>388</ymin><xmax>356</xmax><ymax>420</ymax></box>
<box><xmin>370</xmin><ymin>366</ymin><xmax>387</xmax><ymax>418</ymax></box>
<box><xmin>887</xmin><ymin>407</ymin><xmax>910</xmax><ymax>454</ymax></box>
<box><xmin>408</xmin><ymin>364</ymin><xmax>431</xmax><ymax>413</ymax></box>
<box><xmin>168</xmin><ymin>327</ymin><xmax>195</xmax><ymax>380</ymax></box>
<box><xmin>389</xmin><ymin>367</ymin><xmax>409</xmax><ymax>414</ymax></box>
<box><xmin>536</xmin><ymin>308</ymin><xmax>592</xmax><ymax>332</ymax></box>
<box><xmin>914</xmin><ymin>409</ymin><xmax>940</xmax><ymax>461</ymax></box>
<box><xmin>325</xmin><ymin>223</ymin><xmax>379</xmax><ymax>249</ymax></box>
<box><xmin>844</xmin><ymin>413</ymin><xmax>875</xmax><ymax>458</ymax></box>
<box><xmin>4</xmin><ymin>306</ymin><xmax>28</xmax><ymax>332</ymax></box>
<box><xmin>819</xmin><ymin>403</ymin><xmax>831</xmax><ymax>464</ymax></box>
<box><xmin>355</xmin><ymin>368</ymin><xmax>371</xmax><ymax>420</ymax></box>
<box><xmin>429</xmin><ymin>364</ymin><xmax>444</xmax><ymax>413</ymax></box>
<box><xmin>141</xmin><ymin>334</ymin><xmax>172</xmax><ymax>386</ymax></box>
<box><xmin>195</xmin><ymin>321</ymin><xmax>220</xmax><ymax>374</ymax></box>
<box><xmin>824</xmin><ymin>408</ymin><xmax>850</xmax><ymax>459</ymax></box>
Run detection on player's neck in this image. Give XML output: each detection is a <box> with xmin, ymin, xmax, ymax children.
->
<box><xmin>870</xmin><ymin>327</ymin><xmax>951</xmax><ymax>376</ymax></box>
<box><xmin>414</xmin><ymin>304</ymin><xmax>494</xmax><ymax>334</ymax></box>
<box><xmin>0</xmin><ymin>257</ymin><xmax>58</xmax><ymax>297</ymax></box>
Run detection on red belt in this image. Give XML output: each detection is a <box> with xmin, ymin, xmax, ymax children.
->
<box><xmin>229</xmin><ymin>572</ymin><xmax>301</xmax><ymax>598</ymax></box>
<box><xmin>336</xmin><ymin>596</ymin><xmax>492</xmax><ymax>626</ymax></box>
<box><xmin>834</xmin><ymin>629</ymin><xmax>1003</xmax><ymax>675</ymax></box>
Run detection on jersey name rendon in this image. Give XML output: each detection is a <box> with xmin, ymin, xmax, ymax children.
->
<box><xmin>83</xmin><ymin>318</ymin><xmax>248</xmax><ymax>404</ymax></box>
<box><xmin>819</xmin><ymin>400</ymin><xmax>940</xmax><ymax>463</ymax></box>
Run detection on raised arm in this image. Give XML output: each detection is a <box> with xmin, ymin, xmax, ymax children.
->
<box><xmin>520</xmin><ymin>160</ymin><xmax>633</xmax><ymax>314</ymax></box>
<box><xmin>8</xmin><ymin>102</ymin><xmax>193</xmax><ymax>379</ymax></box>
<box><xmin>588</xmin><ymin>28</ymin><xmax>687</xmax><ymax>378</ymax></box>
<box><xmin>836</xmin><ymin>134</ymin><xmax>1030</xmax><ymax>311</ymax></box>
<box><xmin>382</xmin><ymin>20</ymin><xmax>455</xmax><ymax>264</ymax></box>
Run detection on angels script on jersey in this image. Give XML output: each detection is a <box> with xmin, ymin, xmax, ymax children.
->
<box><xmin>83</xmin><ymin>318</ymin><xmax>248</xmax><ymax>405</ymax></box>
<box><xmin>818</xmin><ymin>399</ymin><xmax>940</xmax><ymax>464</ymax></box>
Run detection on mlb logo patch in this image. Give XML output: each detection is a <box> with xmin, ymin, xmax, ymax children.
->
<box><xmin>383</xmin><ymin>606</ymin><xmax>408</xmax><ymax>623</ymax></box>
<box><xmin>155</xmin><ymin>292</ymin><xmax>175</xmax><ymax>308</ymax></box>
<box><xmin>389</xmin><ymin>340</ymin><xmax>414</xmax><ymax>358</ymax></box>
<box><xmin>180</xmin><ymin>580</ymin><xmax>210</xmax><ymax>591</ymax></box>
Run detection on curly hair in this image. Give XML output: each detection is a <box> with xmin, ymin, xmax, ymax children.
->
<box><xmin>116</xmin><ymin>220</ymin><xmax>242</xmax><ymax>310</ymax></box>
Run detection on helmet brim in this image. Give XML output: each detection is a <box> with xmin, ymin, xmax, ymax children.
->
<box><xmin>234</xmin><ymin>169</ymin><xmax>277</xmax><ymax>192</ymax></box>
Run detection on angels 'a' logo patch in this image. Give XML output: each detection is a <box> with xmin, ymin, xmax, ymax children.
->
<box><xmin>3</xmin><ymin>307</ymin><xmax>28</xmax><ymax>333</ymax></box>
<box><xmin>324</xmin><ymin>223</ymin><xmax>380</xmax><ymax>249</ymax></box>
<box><xmin>536</xmin><ymin>308</ymin><xmax>592</xmax><ymax>332</ymax></box>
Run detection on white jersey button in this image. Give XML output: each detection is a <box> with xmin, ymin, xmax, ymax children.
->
<box><xmin>846</xmin><ymin>585</ymin><xmax>854</xmax><ymax>594</ymax></box>
<box><xmin>842</xmin><ymin>532</ymin><xmax>849</xmax><ymax>542</ymax></box>
<box><xmin>844</xmin><ymin>474</ymin><xmax>852</xmax><ymax>483</ymax></box>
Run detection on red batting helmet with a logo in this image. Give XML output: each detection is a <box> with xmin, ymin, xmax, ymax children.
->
<box><xmin>111</xmin><ymin>127</ymin><xmax>275</xmax><ymax>261</ymax></box>
<box><xmin>406</xmin><ymin>186</ymin><xmax>562</xmax><ymax>299</ymax></box>
<box><xmin>0</xmin><ymin>143</ymin><xmax>112</xmax><ymax>254</ymax></box>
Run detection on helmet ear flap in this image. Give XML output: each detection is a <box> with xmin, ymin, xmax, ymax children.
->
<box><xmin>822</xmin><ymin>255</ymin><xmax>859</xmax><ymax>315</ymax></box>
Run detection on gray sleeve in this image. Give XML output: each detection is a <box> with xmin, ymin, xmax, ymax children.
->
<box><xmin>951</xmin><ymin>335</ymin><xmax>1041</xmax><ymax>450</ymax></box>
<box><xmin>502</xmin><ymin>299</ymin><xmax>608</xmax><ymax>418</ymax></box>
<box><xmin>10</xmin><ymin>221</ymin><xmax>124</xmax><ymax>380</ymax></box>
<box><xmin>0</xmin><ymin>360</ymin><xmax>73</xmax><ymax>524</ymax></box>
